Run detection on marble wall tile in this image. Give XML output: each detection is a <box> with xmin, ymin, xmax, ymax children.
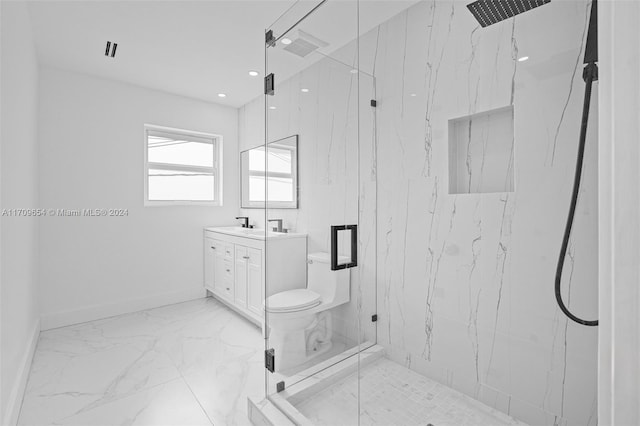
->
<box><xmin>369</xmin><ymin>1</ymin><xmax>598</xmax><ymax>425</ymax></box>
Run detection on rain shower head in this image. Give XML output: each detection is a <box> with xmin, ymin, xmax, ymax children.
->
<box><xmin>282</xmin><ymin>30</ymin><xmax>329</xmax><ymax>58</ymax></box>
<box><xmin>466</xmin><ymin>0</ymin><xmax>551</xmax><ymax>27</ymax></box>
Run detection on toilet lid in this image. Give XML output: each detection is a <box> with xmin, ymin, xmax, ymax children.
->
<box><xmin>265</xmin><ymin>289</ymin><xmax>322</xmax><ymax>313</ymax></box>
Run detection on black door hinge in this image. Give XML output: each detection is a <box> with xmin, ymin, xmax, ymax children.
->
<box><xmin>372</xmin><ymin>314</ymin><xmax>378</xmax><ymax>322</ymax></box>
<box><xmin>370</xmin><ymin>99</ymin><xmax>377</xmax><ymax>107</ymax></box>
<box><xmin>265</xmin><ymin>348</ymin><xmax>275</xmax><ymax>373</ymax></box>
<box><xmin>265</xmin><ymin>30</ymin><xmax>276</xmax><ymax>47</ymax></box>
<box><xmin>265</xmin><ymin>73</ymin><xmax>275</xmax><ymax>96</ymax></box>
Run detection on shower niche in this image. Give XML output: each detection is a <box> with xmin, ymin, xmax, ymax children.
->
<box><xmin>448</xmin><ymin>105</ymin><xmax>515</xmax><ymax>194</ymax></box>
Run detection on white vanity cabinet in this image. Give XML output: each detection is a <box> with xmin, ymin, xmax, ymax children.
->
<box><xmin>203</xmin><ymin>227</ymin><xmax>307</xmax><ymax>325</ymax></box>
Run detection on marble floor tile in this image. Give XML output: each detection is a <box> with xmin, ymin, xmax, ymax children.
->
<box><xmin>18</xmin><ymin>297</ymin><xmax>264</xmax><ymax>426</ymax></box>
<box><xmin>50</xmin><ymin>379</ymin><xmax>212</xmax><ymax>426</ymax></box>
<box><xmin>182</xmin><ymin>351</ymin><xmax>264</xmax><ymax>426</ymax></box>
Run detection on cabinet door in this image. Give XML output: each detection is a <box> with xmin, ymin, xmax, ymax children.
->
<box><xmin>204</xmin><ymin>238</ymin><xmax>217</xmax><ymax>290</ymax></box>
<box><xmin>235</xmin><ymin>245</ymin><xmax>248</xmax><ymax>307</ymax></box>
<box><xmin>247</xmin><ymin>248</ymin><xmax>263</xmax><ymax>317</ymax></box>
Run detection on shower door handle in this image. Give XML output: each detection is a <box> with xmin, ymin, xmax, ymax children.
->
<box><xmin>330</xmin><ymin>225</ymin><xmax>357</xmax><ymax>271</ymax></box>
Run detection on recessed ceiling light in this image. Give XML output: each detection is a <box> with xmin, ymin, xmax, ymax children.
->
<box><xmin>350</xmin><ymin>69</ymin><xmax>358</xmax><ymax>74</ymax></box>
<box><xmin>518</xmin><ymin>56</ymin><xmax>529</xmax><ymax>62</ymax></box>
<box><xmin>217</xmin><ymin>93</ymin><xmax>227</xmax><ymax>98</ymax></box>
<box><xmin>269</xmin><ymin>106</ymin><xmax>276</xmax><ymax>110</ymax></box>
<box><xmin>301</xmin><ymin>88</ymin><xmax>309</xmax><ymax>93</ymax></box>
<box><xmin>281</xmin><ymin>38</ymin><xmax>292</xmax><ymax>45</ymax></box>
<box><xmin>248</xmin><ymin>71</ymin><xmax>259</xmax><ymax>77</ymax></box>
<box><xmin>410</xmin><ymin>93</ymin><xmax>417</xmax><ymax>97</ymax></box>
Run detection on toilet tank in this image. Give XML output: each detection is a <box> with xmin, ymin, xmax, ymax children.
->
<box><xmin>307</xmin><ymin>252</ymin><xmax>350</xmax><ymax>305</ymax></box>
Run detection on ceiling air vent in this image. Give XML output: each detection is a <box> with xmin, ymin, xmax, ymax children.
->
<box><xmin>104</xmin><ymin>41</ymin><xmax>118</xmax><ymax>58</ymax></box>
<box><xmin>283</xmin><ymin>30</ymin><xmax>328</xmax><ymax>58</ymax></box>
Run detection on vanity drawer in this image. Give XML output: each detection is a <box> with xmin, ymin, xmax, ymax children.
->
<box><xmin>222</xmin><ymin>243</ymin><xmax>234</xmax><ymax>260</ymax></box>
<box><xmin>222</xmin><ymin>259</ymin><xmax>234</xmax><ymax>280</ymax></box>
<box><xmin>213</xmin><ymin>245</ymin><xmax>235</xmax><ymax>301</ymax></box>
<box><xmin>221</xmin><ymin>280</ymin><xmax>234</xmax><ymax>299</ymax></box>
<box><xmin>220</xmin><ymin>260</ymin><xmax>234</xmax><ymax>300</ymax></box>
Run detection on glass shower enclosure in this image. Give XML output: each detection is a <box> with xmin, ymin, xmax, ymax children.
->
<box><xmin>257</xmin><ymin>0</ymin><xmax>598</xmax><ymax>425</ymax></box>
<box><xmin>262</xmin><ymin>0</ymin><xmax>377</xmax><ymax>419</ymax></box>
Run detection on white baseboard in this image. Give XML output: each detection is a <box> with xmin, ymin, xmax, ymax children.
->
<box><xmin>3</xmin><ymin>319</ymin><xmax>40</xmax><ymax>426</ymax></box>
<box><xmin>40</xmin><ymin>288</ymin><xmax>207</xmax><ymax>330</ymax></box>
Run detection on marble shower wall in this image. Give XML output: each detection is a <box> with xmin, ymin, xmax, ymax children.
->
<box><xmin>448</xmin><ymin>105</ymin><xmax>516</xmax><ymax>194</ymax></box>
<box><xmin>238</xmin><ymin>1</ymin><xmax>597</xmax><ymax>425</ymax></box>
<box><xmin>360</xmin><ymin>1</ymin><xmax>598</xmax><ymax>425</ymax></box>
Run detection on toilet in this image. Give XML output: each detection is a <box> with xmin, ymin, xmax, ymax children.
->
<box><xmin>264</xmin><ymin>252</ymin><xmax>350</xmax><ymax>372</ymax></box>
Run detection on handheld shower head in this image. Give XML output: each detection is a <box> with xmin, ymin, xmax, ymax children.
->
<box><xmin>466</xmin><ymin>0</ymin><xmax>551</xmax><ymax>27</ymax></box>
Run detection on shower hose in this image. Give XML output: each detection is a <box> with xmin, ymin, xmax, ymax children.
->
<box><xmin>554</xmin><ymin>61</ymin><xmax>599</xmax><ymax>327</ymax></box>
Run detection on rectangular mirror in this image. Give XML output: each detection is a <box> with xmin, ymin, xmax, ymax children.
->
<box><xmin>241</xmin><ymin>135</ymin><xmax>298</xmax><ymax>209</ymax></box>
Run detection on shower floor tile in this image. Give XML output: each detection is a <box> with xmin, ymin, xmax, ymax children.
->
<box><xmin>295</xmin><ymin>358</ymin><xmax>528</xmax><ymax>426</ymax></box>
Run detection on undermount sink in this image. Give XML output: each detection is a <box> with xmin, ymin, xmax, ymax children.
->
<box><xmin>225</xmin><ymin>227</ymin><xmax>266</xmax><ymax>235</ymax></box>
<box><xmin>206</xmin><ymin>226</ymin><xmax>306</xmax><ymax>240</ymax></box>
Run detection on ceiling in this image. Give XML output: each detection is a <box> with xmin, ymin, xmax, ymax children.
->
<box><xmin>27</xmin><ymin>0</ymin><xmax>416</xmax><ymax>108</ymax></box>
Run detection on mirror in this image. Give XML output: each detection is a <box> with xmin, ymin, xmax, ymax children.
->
<box><xmin>241</xmin><ymin>135</ymin><xmax>298</xmax><ymax>209</ymax></box>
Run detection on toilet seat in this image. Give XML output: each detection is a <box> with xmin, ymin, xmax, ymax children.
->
<box><xmin>265</xmin><ymin>289</ymin><xmax>322</xmax><ymax>313</ymax></box>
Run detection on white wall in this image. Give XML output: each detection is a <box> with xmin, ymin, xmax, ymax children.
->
<box><xmin>0</xmin><ymin>2</ymin><xmax>41</xmax><ymax>424</ymax></box>
<box><xmin>38</xmin><ymin>67</ymin><xmax>240</xmax><ymax>329</ymax></box>
<box><xmin>598</xmin><ymin>1</ymin><xmax>640</xmax><ymax>425</ymax></box>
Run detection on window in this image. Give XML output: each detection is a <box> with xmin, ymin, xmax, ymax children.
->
<box><xmin>144</xmin><ymin>125</ymin><xmax>222</xmax><ymax>205</ymax></box>
<box><xmin>240</xmin><ymin>135</ymin><xmax>298</xmax><ymax>208</ymax></box>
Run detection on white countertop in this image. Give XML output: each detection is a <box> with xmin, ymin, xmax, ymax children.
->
<box><xmin>204</xmin><ymin>226</ymin><xmax>307</xmax><ymax>241</ymax></box>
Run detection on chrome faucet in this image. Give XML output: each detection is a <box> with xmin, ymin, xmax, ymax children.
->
<box><xmin>268</xmin><ymin>219</ymin><xmax>284</xmax><ymax>233</ymax></box>
<box><xmin>235</xmin><ymin>216</ymin><xmax>250</xmax><ymax>228</ymax></box>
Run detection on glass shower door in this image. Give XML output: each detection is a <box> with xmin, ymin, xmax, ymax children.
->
<box><xmin>262</xmin><ymin>0</ymin><xmax>376</xmax><ymax>421</ymax></box>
